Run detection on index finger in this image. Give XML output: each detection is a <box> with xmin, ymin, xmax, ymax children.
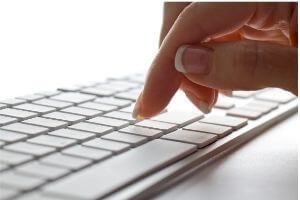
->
<box><xmin>135</xmin><ymin>3</ymin><xmax>256</xmax><ymax>118</ymax></box>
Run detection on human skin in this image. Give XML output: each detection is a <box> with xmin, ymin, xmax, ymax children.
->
<box><xmin>133</xmin><ymin>2</ymin><xmax>298</xmax><ymax>119</ymax></box>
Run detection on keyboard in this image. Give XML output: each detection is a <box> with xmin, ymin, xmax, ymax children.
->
<box><xmin>0</xmin><ymin>73</ymin><xmax>297</xmax><ymax>200</ymax></box>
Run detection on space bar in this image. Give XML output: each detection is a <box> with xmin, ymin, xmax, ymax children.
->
<box><xmin>43</xmin><ymin>139</ymin><xmax>197</xmax><ymax>199</ymax></box>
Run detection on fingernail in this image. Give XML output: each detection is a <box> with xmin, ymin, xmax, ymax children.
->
<box><xmin>132</xmin><ymin>93</ymin><xmax>144</xmax><ymax>120</ymax></box>
<box><xmin>175</xmin><ymin>45</ymin><xmax>213</xmax><ymax>74</ymax></box>
<box><xmin>197</xmin><ymin>101</ymin><xmax>211</xmax><ymax>114</ymax></box>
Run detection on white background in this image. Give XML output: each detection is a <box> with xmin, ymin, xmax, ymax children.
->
<box><xmin>0</xmin><ymin>0</ymin><xmax>162</xmax><ymax>99</ymax></box>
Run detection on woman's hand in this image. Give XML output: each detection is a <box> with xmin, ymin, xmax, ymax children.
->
<box><xmin>133</xmin><ymin>2</ymin><xmax>297</xmax><ymax>119</ymax></box>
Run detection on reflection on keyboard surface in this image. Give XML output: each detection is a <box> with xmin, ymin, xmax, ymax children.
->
<box><xmin>0</xmin><ymin>73</ymin><xmax>297</xmax><ymax>200</ymax></box>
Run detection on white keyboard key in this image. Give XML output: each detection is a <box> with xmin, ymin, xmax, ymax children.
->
<box><xmin>69</xmin><ymin>122</ymin><xmax>113</xmax><ymax>136</ymax></box>
<box><xmin>16</xmin><ymin>162</ymin><xmax>70</xmax><ymax>180</ymax></box>
<box><xmin>0</xmin><ymin>186</ymin><xmax>19</xmax><ymax>199</ymax></box>
<box><xmin>248</xmin><ymin>100</ymin><xmax>279</xmax><ymax>110</ymax></box>
<box><xmin>0</xmin><ymin>115</ymin><xmax>18</xmax><ymax>126</ymax></box>
<box><xmin>214</xmin><ymin>101</ymin><xmax>235</xmax><ymax>109</ymax></box>
<box><xmin>0</xmin><ymin>130</ymin><xmax>27</xmax><ymax>143</ymax></box>
<box><xmin>0</xmin><ymin>99</ymin><xmax>26</xmax><ymax>106</ymax></box>
<box><xmin>102</xmin><ymin>132</ymin><xmax>148</xmax><ymax>147</ymax></box>
<box><xmin>81</xmin><ymin>87</ymin><xmax>115</xmax><ymax>96</ymax></box>
<box><xmin>0</xmin><ymin>140</ymin><xmax>5</xmax><ymax>147</ymax></box>
<box><xmin>104</xmin><ymin>111</ymin><xmax>138</xmax><ymax>123</ymax></box>
<box><xmin>78</xmin><ymin>102</ymin><xmax>118</xmax><ymax>112</ymax></box>
<box><xmin>35</xmin><ymin>91</ymin><xmax>61</xmax><ymax>97</ymax></box>
<box><xmin>115</xmin><ymin>92</ymin><xmax>138</xmax><ymax>101</ymax></box>
<box><xmin>233</xmin><ymin>91</ymin><xmax>256</xmax><ymax>98</ymax></box>
<box><xmin>28</xmin><ymin>135</ymin><xmax>76</xmax><ymax>148</ymax></box>
<box><xmin>0</xmin><ymin>108</ymin><xmax>38</xmax><ymax>120</ymax></box>
<box><xmin>87</xmin><ymin>117</ymin><xmax>129</xmax><ymax>129</ymax></box>
<box><xmin>152</xmin><ymin>111</ymin><xmax>203</xmax><ymax>126</ymax></box>
<box><xmin>200</xmin><ymin>116</ymin><xmax>248</xmax><ymax>130</ymax></box>
<box><xmin>1</xmin><ymin>123</ymin><xmax>48</xmax><ymax>135</ymax></box>
<box><xmin>23</xmin><ymin>117</ymin><xmax>68</xmax><ymax>130</ymax></box>
<box><xmin>16</xmin><ymin>94</ymin><xmax>44</xmax><ymax>101</ymax></box>
<box><xmin>40</xmin><ymin>153</ymin><xmax>91</xmax><ymax>170</ymax></box>
<box><xmin>58</xmin><ymin>85</ymin><xmax>83</xmax><ymax>92</ymax></box>
<box><xmin>13</xmin><ymin>192</ymin><xmax>66</xmax><ymax>200</ymax></box>
<box><xmin>83</xmin><ymin>138</ymin><xmax>130</xmax><ymax>153</ymax></box>
<box><xmin>108</xmin><ymin>80</ymin><xmax>140</xmax><ymax>88</ymax></box>
<box><xmin>162</xmin><ymin>129</ymin><xmax>217</xmax><ymax>148</ymax></box>
<box><xmin>184</xmin><ymin>122</ymin><xmax>232</xmax><ymax>138</ymax></box>
<box><xmin>34</xmin><ymin>99</ymin><xmax>73</xmax><ymax>109</ymax></box>
<box><xmin>135</xmin><ymin>120</ymin><xmax>177</xmax><ymax>133</ymax></box>
<box><xmin>79</xmin><ymin>102</ymin><xmax>118</xmax><ymax>112</ymax></box>
<box><xmin>255</xmin><ymin>89</ymin><xmax>296</xmax><ymax>103</ymax></box>
<box><xmin>119</xmin><ymin>104</ymin><xmax>135</xmax><ymax>113</ymax></box>
<box><xmin>119</xmin><ymin>125</ymin><xmax>163</xmax><ymax>139</ymax></box>
<box><xmin>61</xmin><ymin>106</ymin><xmax>102</xmax><ymax>118</ymax></box>
<box><xmin>49</xmin><ymin>129</ymin><xmax>95</xmax><ymax>141</ymax></box>
<box><xmin>0</xmin><ymin>150</ymin><xmax>33</xmax><ymax>165</ymax></box>
<box><xmin>43</xmin><ymin>112</ymin><xmax>86</xmax><ymax>124</ymax></box>
<box><xmin>227</xmin><ymin>108</ymin><xmax>263</xmax><ymax>120</ymax></box>
<box><xmin>0</xmin><ymin>172</ymin><xmax>45</xmax><ymax>190</ymax></box>
<box><xmin>5</xmin><ymin>142</ymin><xmax>55</xmax><ymax>156</ymax></box>
<box><xmin>14</xmin><ymin>103</ymin><xmax>56</xmax><ymax>114</ymax></box>
<box><xmin>242</xmin><ymin>104</ymin><xmax>272</xmax><ymax>114</ymax></box>
<box><xmin>94</xmin><ymin>97</ymin><xmax>131</xmax><ymax>107</ymax></box>
<box><xmin>95</xmin><ymin>84</ymin><xmax>129</xmax><ymax>92</ymax></box>
<box><xmin>62</xmin><ymin>145</ymin><xmax>112</xmax><ymax>161</ymax></box>
<box><xmin>51</xmin><ymin>92</ymin><xmax>95</xmax><ymax>104</ymax></box>
<box><xmin>43</xmin><ymin>139</ymin><xmax>196</xmax><ymax>199</ymax></box>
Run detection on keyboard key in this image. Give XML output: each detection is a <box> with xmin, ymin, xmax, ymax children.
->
<box><xmin>16</xmin><ymin>162</ymin><xmax>70</xmax><ymax>180</ymax></box>
<box><xmin>115</xmin><ymin>92</ymin><xmax>138</xmax><ymax>101</ymax></box>
<box><xmin>35</xmin><ymin>91</ymin><xmax>61</xmax><ymax>97</ymax></box>
<box><xmin>0</xmin><ymin>130</ymin><xmax>27</xmax><ymax>143</ymax></box>
<box><xmin>104</xmin><ymin>111</ymin><xmax>138</xmax><ymax>123</ymax></box>
<box><xmin>255</xmin><ymin>89</ymin><xmax>296</xmax><ymax>103</ymax></box>
<box><xmin>0</xmin><ymin>186</ymin><xmax>19</xmax><ymax>199</ymax></box>
<box><xmin>102</xmin><ymin>132</ymin><xmax>148</xmax><ymax>147</ymax></box>
<box><xmin>0</xmin><ymin>115</ymin><xmax>18</xmax><ymax>126</ymax></box>
<box><xmin>94</xmin><ymin>97</ymin><xmax>131</xmax><ymax>107</ymax></box>
<box><xmin>1</xmin><ymin>123</ymin><xmax>48</xmax><ymax>135</ymax></box>
<box><xmin>95</xmin><ymin>84</ymin><xmax>129</xmax><ymax>92</ymax></box>
<box><xmin>43</xmin><ymin>112</ymin><xmax>86</xmax><ymax>124</ymax></box>
<box><xmin>0</xmin><ymin>171</ymin><xmax>45</xmax><ymax>190</ymax></box>
<box><xmin>14</xmin><ymin>192</ymin><xmax>67</xmax><ymax>200</ymax></box>
<box><xmin>34</xmin><ymin>99</ymin><xmax>73</xmax><ymax>109</ymax></box>
<box><xmin>81</xmin><ymin>87</ymin><xmax>115</xmax><ymax>96</ymax></box>
<box><xmin>23</xmin><ymin>117</ymin><xmax>68</xmax><ymax>130</ymax></box>
<box><xmin>135</xmin><ymin>120</ymin><xmax>177</xmax><ymax>133</ymax></box>
<box><xmin>62</xmin><ymin>145</ymin><xmax>112</xmax><ymax>161</ymax></box>
<box><xmin>58</xmin><ymin>85</ymin><xmax>83</xmax><ymax>92</ymax></box>
<box><xmin>79</xmin><ymin>102</ymin><xmax>118</xmax><ymax>112</ymax></box>
<box><xmin>14</xmin><ymin>103</ymin><xmax>56</xmax><ymax>114</ymax></box>
<box><xmin>227</xmin><ymin>108</ymin><xmax>263</xmax><ymax>120</ymax></box>
<box><xmin>87</xmin><ymin>117</ymin><xmax>129</xmax><ymax>129</ymax></box>
<box><xmin>0</xmin><ymin>99</ymin><xmax>26</xmax><ymax>106</ymax></box>
<box><xmin>51</xmin><ymin>92</ymin><xmax>95</xmax><ymax>104</ymax></box>
<box><xmin>69</xmin><ymin>122</ymin><xmax>113</xmax><ymax>136</ymax></box>
<box><xmin>28</xmin><ymin>135</ymin><xmax>76</xmax><ymax>149</ymax></box>
<box><xmin>16</xmin><ymin>94</ymin><xmax>44</xmax><ymax>101</ymax></box>
<box><xmin>107</xmin><ymin>80</ymin><xmax>140</xmax><ymax>88</ymax></box>
<box><xmin>119</xmin><ymin>125</ymin><xmax>163</xmax><ymax>139</ymax></box>
<box><xmin>184</xmin><ymin>122</ymin><xmax>232</xmax><ymax>138</ymax></box>
<box><xmin>0</xmin><ymin>140</ymin><xmax>5</xmax><ymax>147</ymax></box>
<box><xmin>200</xmin><ymin>116</ymin><xmax>248</xmax><ymax>130</ymax></box>
<box><xmin>49</xmin><ymin>129</ymin><xmax>95</xmax><ymax>141</ymax></box>
<box><xmin>61</xmin><ymin>106</ymin><xmax>102</xmax><ymax>118</ymax></box>
<box><xmin>233</xmin><ymin>91</ymin><xmax>256</xmax><ymax>98</ymax></box>
<box><xmin>214</xmin><ymin>101</ymin><xmax>235</xmax><ymax>109</ymax></box>
<box><xmin>43</xmin><ymin>139</ymin><xmax>196</xmax><ymax>199</ymax></box>
<box><xmin>162</xmin><ymin>129</ymin><xmax>217</xmax><ymax>148</ymax></box>
<box><xmin>83</xmin><ymin>138</ymin><xmax>130</xmax><ymax>153</ymax></box>
<box><xmin>40</xmin><ymin>153</ymin><xmax>91</xmax><ymax>170</ymax></box>
<box><xmin>4</xmin><ymin>142</ymin><xmax>55</xmax><ymax>156</ymax></box>
<box><xmin>248</xmin><ymin>100</ymin><xmax>279</xmax><ymax>110</ymax></box>
<box><xmin>0</xmin><ymin>163</ymin><xmax>8</xmax><ymax>171</ymax></box>
<box><xmin>152</xmin><ymin>111</ymin><xmax>203</xmax><ymax>126</ymax></box>
<box><xmin>0</xmin><ymin>150</ymin><xmax>33</xmax><ymax>165</ymax></box>
<box><xmin>241</xmin><ymin>104</ymin><xmax>272</xmax><ymax>114</ymax></box>
<box><xmin>0</xmin><ymin>108</ymin><xmax>38</xmax><ymax>120</ymax></box>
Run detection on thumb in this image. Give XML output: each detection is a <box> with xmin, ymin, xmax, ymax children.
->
<box><xmin>175</xmin><ymin>40</ymin><xmax>298</xmax><ymax>95</ymax></box>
